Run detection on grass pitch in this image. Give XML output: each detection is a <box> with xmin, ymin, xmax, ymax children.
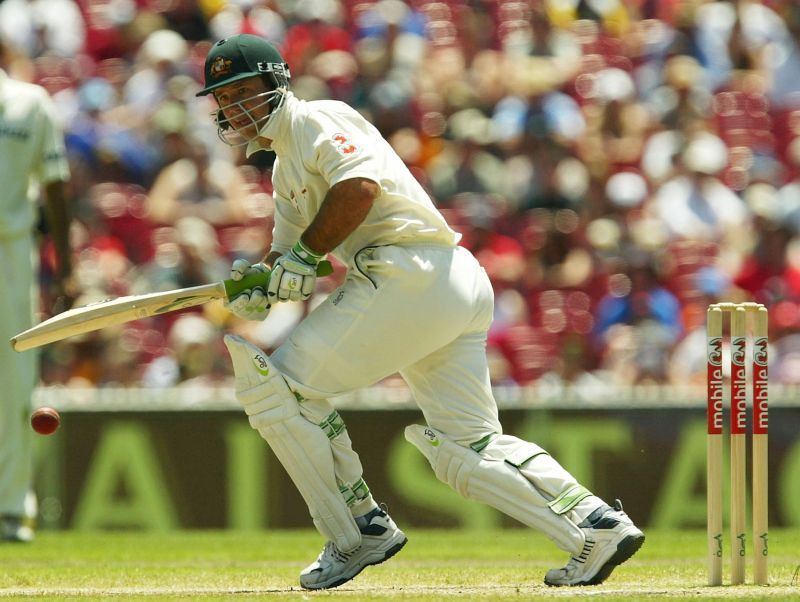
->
<box><xmin>1</xmin><ymin>528</ymin><xmax>798</xmax><ymax>600</ymax></box>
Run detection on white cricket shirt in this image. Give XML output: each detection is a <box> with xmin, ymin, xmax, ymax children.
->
<box><xmin>247</xmin><ymin>92</ymin><xmax>460</xmax><ymax>263</ymax></box>
<box><xmin>0</xmin><ymin>69</ymin><xmax>70</xmax><ymax>238</ymax></box>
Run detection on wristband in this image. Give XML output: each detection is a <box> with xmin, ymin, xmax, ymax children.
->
<box><xmin>293</xmin><ymin>240</ymin><xmax>325</xmax><ymax>265</ymax></box>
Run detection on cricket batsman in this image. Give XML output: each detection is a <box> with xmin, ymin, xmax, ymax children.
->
<box><xmin>197</xmin><ymin>34</ymin><xmax>645</xmax><ymax>590</ymax></box>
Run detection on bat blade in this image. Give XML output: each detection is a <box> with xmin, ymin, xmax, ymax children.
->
<box><xmin>10</xmin><ymin>260</ymin><xmax>334</xmax><ymax>352</ymax></box>
<box><xmin>11</xmin><ymin>282</ymin><xmax>225</xmax><ymax>352</ymax></box>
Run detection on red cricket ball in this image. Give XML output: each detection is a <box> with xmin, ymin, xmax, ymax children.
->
<box><xmin>31</xmin><ymin>407</ymin><xmax>61</xmax><ymax>435</ymax></box>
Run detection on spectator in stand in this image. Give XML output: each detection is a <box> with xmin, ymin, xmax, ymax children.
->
<box><xmin>456</xmin><ymin>195</ymin><xmax>526</xmax><ymax>291</ymax></box>
<box><xmin>142</xmin><ymin>313</ymin><xmax>225</xmax><ymax>390</ymax></box>
<box><xmin>0</xmin><ymin>0</ymin><xmax>85</xmax><ymax>58</ymax></box>
<box><xmin>517</xmin><ymin>208</ymin><xmax>596</xmax><ymax>293</ymax></box>
<box><xmin>130</xmin><ymin>216</ymin><xmax>228</xmax><ymax>295</ymax></box>
<box><xmin>694</xmin><ymin>0</ymin><xmax>800</xmax><ymax>107</ymax></box>
<box><xmin>124</xmin><ymin>29</ymin><xmax>189</xmax><ymax>117</ymax></box>
<box><xmin>647</xmin><ymin>55</ymin><xmax>712</xmax><ymax>132</ymax></box>
<box><xmin>778</xmin><ymin>137</ymin><xmax>800</xmax><ymax>231</ymax></box>
<box><xmin>577</xmin><ymin>67</ymin><xmax>650</xmax><ymax>177</ymax></box>
<box><xmin>428</xmin><ymin>108</ymin><xmax>505</xmax><ymax>202</ymax></box>
<box><xmin>281</xmin><ymin>0</ymin><xmax>351</xmax><ymax>79</ymax></box>
<box><xmin>489</xmin><ymin>289</ymin><xmax>581</xmax><ymax>387</ymax></box>
<box><xmin>667</xmin><ymin>265</ymin><xmax>735</xmax><ymax>387</ymax></box>
<box><xmin>593</xmin><ymin>257</ymin><xmax>682</xmax><ymax>383</ymax></box>
<box><xmin>733</xmin><ymin>215</ymin><xmax>798</xmax><ymax>304</ymax></box>
<box><xmin>145</xmin><ymin>133</ymin><xmax>250</xmax><ymax>226</ymax></box>
<box><xmin>208</xmin><ymin>0</ymin><xmax>286</xmax><ymax>43</ymax></box>
<box><xmin>651</xmin><ymin>132</ymin><xmax>749</xmax><ymax>241</ymax></box>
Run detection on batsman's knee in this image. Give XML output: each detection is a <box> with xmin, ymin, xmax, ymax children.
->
<box><xmin>405</xmin><ymin>424</ymin><xmax>587</xmax><ymax>553</ymax></box>
<box><xmin>225</xmin><ymin>333</ymin><xmax>301</xmax><ymax>428</ymax></box>
<box><xmin>404</xmin><ymin>425</ymin><xmax>548</xmax><ymax>497</ymax></box>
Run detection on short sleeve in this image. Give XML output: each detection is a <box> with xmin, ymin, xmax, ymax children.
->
<box><xmin>306</xmin><ymin>111</ymin><xmax>383</xmax><ymax>188</ymax></box>
<box><xmin>270</xmin><ymin>190</ymin><xmax>306</xmax><ymax>256</ymax></box>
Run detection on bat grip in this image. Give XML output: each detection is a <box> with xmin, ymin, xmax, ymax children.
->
<box><xmin>222</xmin><ymin>260</ymin><xmax>334</xmax><ymax>300</ymax></box>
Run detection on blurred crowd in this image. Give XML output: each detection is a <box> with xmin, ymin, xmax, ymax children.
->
<box><xmin>5</xmin><ymin>0</ymin><xmax>800</xmax><ymax>395</ymax></box>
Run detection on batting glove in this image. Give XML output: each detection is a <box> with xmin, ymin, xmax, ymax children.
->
<box><xmin>267</xmin><ymin>241</ymin><xmax>324</xmax><ymax>303</ymax></box>
<box><xmin>225</xmin><ymin>259</ymin><xmax>271</xmax><ymax>321</ymax></box>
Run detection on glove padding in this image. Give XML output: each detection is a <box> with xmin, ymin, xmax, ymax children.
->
<box><xmin>226</xmin><ymin>259</ymin><xmax>271</xmax><ymax>320</ymax></box>
<box><xmin>267</xmin><ymin>241</ymin><xmax>324</xmax><ymax>303</ymax></box>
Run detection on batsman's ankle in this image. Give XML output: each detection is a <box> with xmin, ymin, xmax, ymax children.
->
<box><xmin>351</xmin><ymin>495</ymin><xmax>378</xmax><ymax>519</ymax></box>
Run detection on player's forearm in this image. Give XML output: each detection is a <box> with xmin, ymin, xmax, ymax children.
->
<box><xmin>44</xmin><ymin>180</ymin><xmax>73</xmax><ymax>277</ymax></box>
<box><xmin>261</xmin><ymin>250</ymin><xmax>283</xmax><ymax>268</ymax></box>
<box><xmin>300</xmin><ymin>178</ymin><xmax>379</xmax><ymax>255</ymax></box>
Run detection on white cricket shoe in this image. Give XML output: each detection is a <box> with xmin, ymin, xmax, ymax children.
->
<box><xmin>544</xmin><ymin>499</ymin><xmax>644</xmax><ymax>587</ymax></box>
<box><xmin>300</xmin><ymin>506</ymin><xmax>407</xmax><ymax>590</ymax></box>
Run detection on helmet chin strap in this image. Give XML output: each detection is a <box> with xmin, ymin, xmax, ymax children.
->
<box><xmin>215</xmin><ymin>88</ymin><xmax>287</xmax><ymax>147</ymax></box>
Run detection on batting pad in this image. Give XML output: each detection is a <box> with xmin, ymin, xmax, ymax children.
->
<box><xmin>405</xmin><ymin>424</ymin><xmax>585</xmax><ymax>555</ymax></box>
<box><xmin>225</xmin><ymin>335</ymin><xmax>361</xmax><ymax>552</ymax></box>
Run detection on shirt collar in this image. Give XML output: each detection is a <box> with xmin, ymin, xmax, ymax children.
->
<box><xmin>245</xmin><ymin>91</ymin><xmax>295</xmax><ymax>158</ymax></box>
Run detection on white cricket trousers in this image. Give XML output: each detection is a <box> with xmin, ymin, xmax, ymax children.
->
<box><xmin>0</xmin><ymin>234</ymin><xmax>38</xmax><ymax>516</ymax></box>
<box><xmin>272</xmin><ymin>244</ymin><xmax>501</xmax><ymax>450</ymax></box>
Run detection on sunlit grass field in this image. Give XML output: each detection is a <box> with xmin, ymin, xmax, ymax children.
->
<box><xmin>1</xmin><ymin>528</ymin><xmax>798</xmax><ymax>600</ymax></box>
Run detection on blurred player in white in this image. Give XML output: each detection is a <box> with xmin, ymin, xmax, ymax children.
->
<box><xmin>198</xmin><ymin>34</ymin><xmax>644</xmax><ymax>589</ymax></box>
<box><xmin>0</xmin><ymin>41</ymin><xmax>73</xmax><ymax>542</ymax></box>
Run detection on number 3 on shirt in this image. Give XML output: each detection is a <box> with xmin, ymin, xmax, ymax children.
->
<box><xmin>332</xmin><ymin>133</ymin><xmax>358</xmax><ymax>156</ymax></box>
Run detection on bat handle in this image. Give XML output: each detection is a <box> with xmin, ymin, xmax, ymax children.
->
<box><xmin>222</xmin><ymin>260</ymin><xmax>334</xmax><ymax>300</ymax></box>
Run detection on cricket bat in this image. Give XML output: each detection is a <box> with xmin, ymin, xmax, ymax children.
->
<box><xmin>10</xmin><ymin>261</ymin><xmax>333</xmax><ymax>352</ymax></box>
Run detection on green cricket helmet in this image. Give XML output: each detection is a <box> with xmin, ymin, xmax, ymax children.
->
<box><xmin>197</xmin><ymin>34</ymin><xmax>290</xmax><ymax>96</ymax></box>
<box><xmin>197</xmin><ymin>34</ymin><xmax>291</xmax><ymax>146</ymax></box>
